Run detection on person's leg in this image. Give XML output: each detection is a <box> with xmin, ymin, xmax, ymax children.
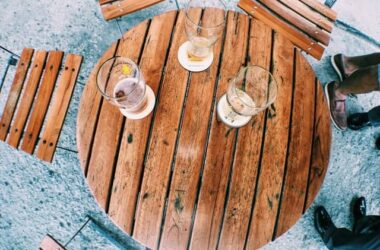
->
<box><xmin>336</xmin><ymin>65</ymin><xmax>380</xmax><ymax>95</ymax></box>
<box><xmin>354</xmin><ymin>215</ymin><xmax>380</xmax><ymax>235</ymax></box>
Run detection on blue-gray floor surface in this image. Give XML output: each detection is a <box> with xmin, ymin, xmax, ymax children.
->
<box><xmin>0</xmin><ymin>0</ymin><xmax>379</xmax><ymax>249</ymax></box>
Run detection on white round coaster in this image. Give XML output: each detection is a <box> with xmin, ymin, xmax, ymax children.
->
<box><xmin>120</xmin><ymin>85</ymin><xmax>156</xmax><ymax>120</ymax></box>
<box><xmin>216</xmin><ymin>94</ymin><xmax>252</xmax><ymax>128</ymax></box>
<box><xmin>178</xmin><ymin>41</ymin><xmax>214</xmax><ymax>72</ymax></box>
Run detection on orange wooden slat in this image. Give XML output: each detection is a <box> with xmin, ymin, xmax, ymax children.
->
<box><xmin>99</xmin><ymin>0</ymin><xmax>115</xmax><ymax>5</ymax></box>
<box><xmin>275</xmin><ymin>51</ymin><xmax>316</xmax><ymax>237</ymax></box>
<box><xmin>77</xmin><ymin>42</ymin><xmax>119</xmax><ymax>172</ymax></box>
<box><xmin>278</xmin><ymin>0</ymin><xmax>334</xmax><ymax>32</ymax></box>
<box><xmin>132</xmin><ymin>9</ymin><xmax>202</xmax><ymax>249</ymax></box>
<box><xmin>218</xmin><ymin>18</ymin><xmax>272</xmax><ymax>250</ymax></box>
<box><xmin>159</xmin><ymin>8</ymin><xmax>227</xmax><ymax>250</ymax></box>
<box><xmin>238</xmin><ymin>0</ymin><xmax>324</xmax><ymax>60</ymax></box>
<box><xmin>189</xmin><ymin>12</ymin><xmax>250</xmax><ymax>250</ymax></box>
<box><xmin>300</xmin><ymin>0</ymin><xmax>337</xmax><ymax>21</ymax></box>
<box><xmin>101</xmin><ymin>0</ymin><xmax>165</xmax><ymax>21</ymax></box>
<box><xmin>305</xmin><ymin>81</ymin><xmax>332</xmax><ymax>209</ymax></box>
<box><xmin>86</xmin><ymin>21</ymin><xmax>149</xmax><ymax>210</ymax></box>
<box><xmin>245</xmin><ymin>33</ymin><xmax>295</xmax><ymax>250</ymax></box>
<box><xmin>36</xmin><ymin>54</ymin><xmax>82</xmax><ymax>162</ymax></box>
<box><xmin>20</xmin><ymin>51</ymin><xmax>63</xmax><ymax>154</ymax></box>
<box><xmin>108</xmin><ymin>11</ymin><xmax>177</xmax><ymax>234</ymax></box>
<box><xmin>0</xmin><ymin>48</ymin><xmax>34</xmax><ymax>141</ymax></box>
<box><xmin>7</xmin><ymin>51</ymin><xmax>47</xmax><ymax>148</ymax></box>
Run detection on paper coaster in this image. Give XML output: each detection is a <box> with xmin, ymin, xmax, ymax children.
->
<box><xmin>120</xmin><ymin>85</ymin><xmax>156</xmax><ymax>120</ymax></box>
<box><xmin>216</xmin><ymin>94</ymin><xmax>252</xmax><ymax>128</ymax></box>
<box><xmin>178</xmin><ymin>41</ymin><xmax>214</xmax><ymax>72</ymax></box>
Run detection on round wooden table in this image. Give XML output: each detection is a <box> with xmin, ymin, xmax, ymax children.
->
<box><xmin>77</xmin><ymin>9</ymin><xmax>332</xmax><ymax>250</ymax></box>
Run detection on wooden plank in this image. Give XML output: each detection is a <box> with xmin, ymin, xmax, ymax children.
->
<box><xmin>274</xmin><ymin>51</ymin><xmax>316</xmax><ymax>237</ymax></box>
<box><xmin>132</xmin><ymin>9</ymin><xmax>202</xmax><ymax>249</ymax></box>
<box><xmin>245</xmin><ymin>33</ymin><xmax>295</xmax><ymax>250</ymax></box>
<box><xmin>0</xmin><ymin>48</ymin><xmax>34</xmax><ymax>141</ymax></box>
<box><xmin>108</xmin><ymin>11</ymin><xmax>177</xmax><ymax>234</ymax></box>
<box><xmin>278</xmin><ymin>0</ymin><xmax>334</xmax><ymax>32</ymax></box>
<box><xmin>20</xmin><ymin>51</ymin><xmax>64</xmax><ymax>154</ymax></box>
<box><xmin>36</xmin><ymin>54</ymin><xmax>83</xmax><ymax>162</ymax></box>
<box><xmin>101</xmin><ymin>0</ymin><xmax>165</xmax><ymax>21</ymax></box>
<box><xmin>86</xmin><ymin>21</ymin><xmax>149</xmax><ymax>210</ymax></box>
<box><xmin>218</xmin><ymin>18</ymin><xmax>272</xmax><ymax>250</ymax></box>
<box><xmin>238</xmin><ymin>0</ymin><xmax>324</xmax><ymax>60</ymax></box>
<box><xmin>259</xmin><ymin>0</ymin><xmax>331</xmax><ymax>45</ymax></box>
<box><xmin>99</xmin><ymin>0</ymin><xmax>115</xmax><ymax>5</ymax></box>
<box><xmin>300</xmin><ymin>0</ymin><xmax>337</xmax><ymax>21</ymax></box>
<box><xmin>7</xmin><ymin>51</ymin><xmax>47</xmax><ymax>148</ymax></box>
<box><xmin>77</xmin><ymin>42</ymin><xmax>119</xmax><ymax>173</ymax></box>
<box><xmin>159</xmin><ymin>8</ymin><xmax>226</xmax><ymax>250</ymax></box>
<box><xmin>305</xmin><ymin>81</ymin><xmax>331</xmax><ymax>209</ymax></box>
<box><xmin>189</xmin><ymin>12</ymin><xmax>250</xmax><ymax>250</ymax></box>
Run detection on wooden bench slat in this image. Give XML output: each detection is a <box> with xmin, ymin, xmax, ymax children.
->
<box><xmin>36</xmin><ymin>54</ymin><xmax>82</xmax><ymax>162</ymax></box>
<box><xmin>245</xmin><ymin>33</ymin><xmax>295</xmax><ymax>250</ymax></box>
<box><xmin>99</xmin><ymin>0</ymin><xmax>115</xmax><ymax>5</ymax></box>
<box><xmin>159</xmin><ymin>8</ymin><xmax>226</xmax><ymax>250</ymax></box>
<box><xmin>274</xmin><ymin>51</ymin><xmax>316</xmax><ymax>237</ymax></box>
<box><xmin>7</xmin><ymin>51</ymin><xmax>47</xmax><ymax>148</ymax></box>
<box><xmin>218</xmin><ymin>18</ymin><xmax>272</xmax><ymax>250</ymax></box>
<box><xmin>238</xmin><ymin>0</ymin><xmax>324</xmax><ymax>60</ymax></box>
<box><xmin>107</xmin><ymin>11</ymin><xmax>177</xmax><ymax>234</ymax></box>
<box><xmin>132</xmin><ymin>9</ymin><xmax>202</xmax><ymax>249</ymax></box>
<box><xmin>20</xmin><ymin>51</ymin><xmax>64</xmax><ymax>154</ymax></box>
<box><xmin>259</xmin><ymin>0</ymin><xmax>330</xmax><ymax>46</ymax></box>
<box><xmin>101</xmin><ymin>0</ymin><xmax>165</xmax><ymax>21</ymax></box>
<box><xmin>189</xmin><ymin>12</ymin><xmax>250</xmax><ymax>250</ymax></box>
<box><xmin>300</xmin><ymin>0</ymin><xmax>337</xmax><ymax>21</ymax></box>
<box><xmin>278</xmin><ymin>0</ymin><xmax>334</xmax><ymax>32</ymax></box>
<box><xmin>0</xmin><ymin>48</ymin><xmax>34</xmax><ymax>141</ymax></box>
<box><xmin>86</xmin><ymin>21</ymin><xmax>149</xmax><ymax>210</ymax></box>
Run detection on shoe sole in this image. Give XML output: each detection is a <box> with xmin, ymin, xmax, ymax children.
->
<box><xmin>330</xmin><ymin>55</ymin><xmax>343</xmax><ymax>82</ymax></box>
<box><xmin>324</xmin><ymin>82</ymin><xmax>345</xmax><ymax>131</ymax></box>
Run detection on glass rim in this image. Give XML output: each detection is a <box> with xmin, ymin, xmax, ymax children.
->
<box><xmin>230</xmin><ymin>64</ymin><xmax>278</xmax><ymax>109</ymax></box>
<box><xmin>185</xmin><ymin>0</ymin><xmax>227</xmax><ymax>30</ymax></box>
<box><xmin>96</xmin><ymin>56</ymin><xmax>145</xmax><ymax>103</ymax></box>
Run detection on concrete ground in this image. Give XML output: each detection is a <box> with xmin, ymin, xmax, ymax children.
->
<box><xmin>0</xmin><ymin>0</ymin><xmax>379</xmax><ymax>249</ymax></box>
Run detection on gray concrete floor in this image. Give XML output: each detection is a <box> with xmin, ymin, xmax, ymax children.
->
<box><xmin>0</xmin><ymin>0</ymin><xmax>379</xmax><ymax>249</ymax></box>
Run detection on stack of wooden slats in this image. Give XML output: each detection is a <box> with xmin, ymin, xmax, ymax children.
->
<box><xmin>0</xmin><ymin>48</ymin><xmax>82</xmax><ymax>163</ymax></box>
<box><xmin>238</xmin><ymin>0</ymin><xmax>337</xmax><ymax>60</ymax></box>
<box><xmin>99</xmin><ymin>0</ymin><xmax>165</xmax><ymax>21</ymax></box>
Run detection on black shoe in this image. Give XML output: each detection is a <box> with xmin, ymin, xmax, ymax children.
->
<box><xmin>353</xmin><ymin>197</ymin><xmax>367</xmax><ymax>221</ymax></box>
<box><xmin>348</xmin><ymin>112</ymin><xmax>371</xmax><ymax>130</ymax></box>
<box><xmin>376</xmin><ymin>137</ymin><xmax>380</xmax><ymax>150</ymax></box>
<box><xmin>315</xmin><ymin>206</ymin><xmax>335</xmax><ymax>239</ymax></box>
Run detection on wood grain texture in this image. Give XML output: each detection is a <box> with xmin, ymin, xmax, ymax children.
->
<box><xmin>21</xmin><ymin>51</ymin><xmax>64</xmax><ymax>154</ymax></box>
<box><xmin>0</xmin><ymin>48</ymin><xmax>34</xmax><ymax>141</ymax></box>
<box><xmin>7</xmin><ymin>50</ymin><xmax>47</xmax><ymax>148</ymax></box>
<box><xmin>108</xmin><ymin>11</ymin><xmax>177</xmax><ymax>234</ymax></box>
<box><xmin>300</xmin><ymin>0</ymin><xmax>337</xmax><ymax>21</ymax></box>
<box><xmin>86</xmin><ymin>21</ymin><xmax>149</xmax><ymax>210</ymax></box>
<box><xmin>189</xmin><ymin>12</ymin><xmax>250</xmax><ymax>250</ymax></box>
<box><xmin>36</xmin><ymin>54</ymin><xmax>82</xmax><ymax>162</ymax></box>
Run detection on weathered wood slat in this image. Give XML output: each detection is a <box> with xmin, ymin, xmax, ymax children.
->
<box><xmin>132</xmin><ymin>9</ymin><xmax>202</xmax><ymax>249</ymax></box>
<box><xmin>21</xmin><ymin>51</ymin><xmax>64</xmax><ymax>154</ymax></box>
<box><xmin>108</xmin><ymin>11</ymin><xmax>177</xmax><ymax>234</ymax></box>
<box><xmin>0</xmin><ymin>48</ymin><xmax>34</xmax><ymax>141</ymax></box>
<box><xmin>101</xmin><ymin>0</ymin><xmax>165</xmax><ymax>21</ymax></box>
<box><xmin>86</xmin><ymin>21</ymin><xmax>149</xmax><ymax>210</ymax></box>
<box><xmin>36</xmin><ymin>54</ymin><xmax>82</xmax><ymax>162</ymax></box>
<box><xmin>218</xmin><ymin>18</ymin><xmax>272</xmax><ymax>250</ymax></box>
<box><xmin>300</xmin><ymin>0</ymin><xmax>337</xmax><ymax>21</ymax></box>
<box><xmin>7</xmin><ymin>51</ymin><xmax>47</xmax><ymax>148</ymax></box>
<box><xmin>245</xmin><ymin>33</ymin><xmax>295</xmax><ymax>250</ymax></box>
<box><xmin>238</xmin><ymin>0</ymin><xmax>325</xmax><ymax>60</ymax></box>
<box><xmin>159</xmin><ymin>8</ymin><xmax>226</xmax><ymax>250</ymax></box>
<box><xmin>275</xmin><ymin>51</ymin><xmax>316</xmax><ymax>237</ymax></box>
<box><xmin>189</xmin><ymin>12</ymin><xmax>250</xmax><ymax>250</ymax></box>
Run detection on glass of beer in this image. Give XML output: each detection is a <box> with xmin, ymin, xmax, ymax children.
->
<box><xmin>96</xmin><ymin>57</ymin><xmax>155</xmax><ymax>119</ymax></box>
<box><xmin>178</xmin><ymin>0</ymin><xmax>227</xmax><ymax>72</ymax></box>
<box><xmin>217</xmin><ymin>65</ymin><xmax>278</xmax><ymax>128</ymax></box>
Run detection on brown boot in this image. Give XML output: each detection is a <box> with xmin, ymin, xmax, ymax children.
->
<box><xmin>324</xmin><ymin>81</ymin><xmax>348</xmax><ymax>131</ymax></box>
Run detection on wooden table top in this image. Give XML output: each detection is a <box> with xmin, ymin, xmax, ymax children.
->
<box><xmin>77</xmin><ymin>9</ymin><xmax>331</xmax><ymax>250</ymax></box>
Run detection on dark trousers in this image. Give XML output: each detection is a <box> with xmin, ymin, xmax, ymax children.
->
<box><xmin>369</xmin><ymin>106</ymin><xmax>380</xmax><ymax>127</ymax></box>
<box><xmin>324</xmin><ymin>215</ymin><xmax>380</xmax><ymax>250</ymax></box>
